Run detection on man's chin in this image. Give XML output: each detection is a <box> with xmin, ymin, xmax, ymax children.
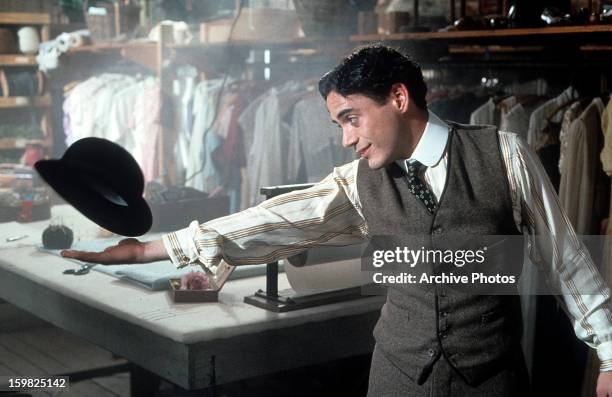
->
<box><xmin>365</xmin><ymin>158</ymin><xmax>386</xmax><ymax>170</ymax></box>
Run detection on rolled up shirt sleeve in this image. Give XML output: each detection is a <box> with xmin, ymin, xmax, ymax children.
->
<box><xmin>162</xmin><ymin>160</ymin><xmax>367</xmax><ymax>275</ymax></box>
<box><xmin>503</xmin><ymin>131</ymin><xmax>612</xmax><ymax>371</ymax></box>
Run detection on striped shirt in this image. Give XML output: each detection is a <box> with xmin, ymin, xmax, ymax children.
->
<box><xmin>163</xmin><ymin>113</ymin><xmax>612</xmax><ymax>371</ymax></box>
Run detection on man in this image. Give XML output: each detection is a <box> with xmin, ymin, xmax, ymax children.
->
<box><xmin>63</xmin><ymin>45</ymin><xmax>612</xmax><ymax>396</ymax></box>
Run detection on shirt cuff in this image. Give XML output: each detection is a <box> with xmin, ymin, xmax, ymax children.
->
<box><xmin>598</xmin><ymin>341</ymin><xmax>612</xmax><ymax>371</ymax></box>
<box><xmin>162</xmin><ymin>220</ymin><xmax>201</xmax><ymax>269</ymax></box>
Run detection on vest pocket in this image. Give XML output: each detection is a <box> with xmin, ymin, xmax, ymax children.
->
<box><xmin>481</xmin><ymin>307</ymin><xmax>507</xmax><ymax>325</ymax></box>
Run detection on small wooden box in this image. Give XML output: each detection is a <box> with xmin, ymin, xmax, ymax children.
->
<box><xmin>84</xmin><ymin>1</ymin><xmax>140</xmax><ymax>43</ymax></box>
<box><xmin>200</xmin><ymin>19</ymin><xmax>233</xmax><ymax>43</ymax></box>
<box><xmin>169</xmin><ymin>278</ymin><xmax>219</xmax><ymax>302</ymax></box>
<box><xmin>378</xmin><ymin>11</ymin><xmax>411</xmax><ymax>34</ymax></box>
<box><xmin>358</xmin><ymin>11</ymin><xmax>378</xmax><ymax>35</ymax></box>
<box><xmin>168</xmin><ymin>262</ymin><xmax>235</xmax><ymax>303</ymax></box>
<box><xmin>200</xmin><ymin>9</ymin><xmax>301</xmax><ymax>43</ymax></box>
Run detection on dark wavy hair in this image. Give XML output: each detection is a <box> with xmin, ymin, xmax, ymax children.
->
<box><xmin>318</xmin><ymin>45</ymin><xmax>427</xmax><ymax>110</ymax></box>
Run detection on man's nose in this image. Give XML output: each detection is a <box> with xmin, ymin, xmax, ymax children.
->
<box><xmin>342</xmin><ymin>129</ymin><xmax>358</xmax><ymax>148</ymax></box>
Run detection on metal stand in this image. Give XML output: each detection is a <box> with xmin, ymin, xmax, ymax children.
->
<box><xmin>243</xmin><ymin>184</ymin><xmax>370</xmax><ymax>312</ymax></box>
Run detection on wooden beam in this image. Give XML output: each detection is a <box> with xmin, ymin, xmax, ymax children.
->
<box><xmin>0</xmin><ymin>55</ymin><xmax>37</xmax><ymax>66</ymax></box>
<box><xmin>448</xmin><ymin>45</ymin><xmax>544</xmax><ymax>54</ymax></box>
<box><xmin>0</xmin><ymin>12</ymin><xmax>50</xmax><ymax>25</ymax></box>
<box><xmin>0</xmin><ymin>95</ymin><xmax>52</xmax><ymax>108</ymax></box>
<box><xmin>0</xmin><ymin>138</ymin><xmax>50</xmax><ymax>150</ymax></box>
<box><xmin>351</xmin><ymin>24</ymin><xmax>612</xmax><ymax>42</ymax></box>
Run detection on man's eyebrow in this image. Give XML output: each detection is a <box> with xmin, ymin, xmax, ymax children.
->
<box><xmin>335</xmin><ymin>108</ymin><xmax>355</xmax><ymax>121</ymax></box>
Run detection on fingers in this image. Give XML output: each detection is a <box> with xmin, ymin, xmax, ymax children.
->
<box><xmin>596</xmin><ymin>383</ymin><xmax>610</xmax><ymax>397</ymax></box>
<box><xmin>61</xmin><ymin>249</ymin><xmax>107</xmax><ymax>264</ymax></box>
<box><xmin>118</xmin><ymin>238</ymin><xmax>139</xmax><ymax>246</ymax></box>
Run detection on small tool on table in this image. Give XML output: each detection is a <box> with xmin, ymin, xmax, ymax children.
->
<box><xmin>63</xmin><ymin>264</ymin><xmax>95</xmax><ymax>275</ymax></box>
<box><xmin>6</xmin><ymin>235</ymin><xmax>28</xmax><ymax>242</ymax></box>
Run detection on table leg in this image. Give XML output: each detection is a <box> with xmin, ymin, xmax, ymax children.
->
<box><xmin>130</xmin><ymin>364</ymin><xmax>161</xmax><ymax>397</ymax></box>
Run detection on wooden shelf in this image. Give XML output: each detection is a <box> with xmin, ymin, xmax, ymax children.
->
<box><xmin>173</xmin><ymin>36</ymin><xmax>320</xmax><ymax>48</ymax></box>
<box><xmin>0</xmin><ymin>138</ymin><xmax>49</xmax><ymax>150</ymax></box>
<box><xmin>66</xmin><ymin>37</ymin><xmax>342</xmax><ymax>53</ymax></box>
<box><xmin>68</xmin><ymin>42</ymin><xmax>159</xmax><ymax>71</ymax></box>
<box><xmin>68</xmin><ymin>41</ymin><xmax>157</xmax><ymax>53</ymax></box>
<box><xmin>0</xmin><ymin>54</ymin><xmax>37</xmax><ymax>66</ymax></box>
<box><xmin>0</xmin><ymin>12</ymin><xmax>50</xmax><ymax>25</ymax></box>
<box><xmin>448</xmin><ymin>45</ymin><xmax>544</xmax><ymax>54</ymax></box>
<box><xmin>351</xmin><ymin>25</ymin><xmax>612</xmax><ymax>42</ymax></box>
<box><xmin>170</xmin><ymin>37</ymin><xmax>351</xmax><ymax>51</ymax></box>
<box><xmin>580</xmin><ymin>44</ymin><xmax>612</xmax><ymax>51</ymax></box>
<box><xmin>0</xmin><ymin>95</ymin><xmax>52</xmax><ymax>108</ymax></box>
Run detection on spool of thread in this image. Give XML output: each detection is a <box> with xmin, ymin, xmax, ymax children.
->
<box><xmin>67</xmin><ymin>30</ymin><xmax>90</xmax><ymax>48</ymax></box>
<box><xmin>42</xmin><ymin>224</ymin><xmax>74</xmax><ymax>249</ymax></box>
<box><xmin>4</xmin><ymin>69</ymin><xmax>38</xmax><ymax>96</ymax></box>
<box><xmin>17</xmin><ymin>26</ymin><xmax>40</xmax><ymax>55</ymax></box>
<box><xmin>56</xmin><ymin>32</ymin><xmax>71</xmax><ymax>53</ymax></box>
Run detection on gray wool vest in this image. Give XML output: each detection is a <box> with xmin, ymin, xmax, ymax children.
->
<box><xmin>357</xmin><ymin>122</ymin><xmax>524</xmax><ymax>386</ymax></box>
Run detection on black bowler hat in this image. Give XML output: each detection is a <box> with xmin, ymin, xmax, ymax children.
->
<box><xmin>35</xmin><ymin>137</ymin><xmax>152</xmax><ymax>236</ymax></box>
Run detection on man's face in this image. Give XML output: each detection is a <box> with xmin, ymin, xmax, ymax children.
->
<box><xmin>326</xmin><ymin>90</ymin><xmax>407</xmax><ymax>170</ymax></box>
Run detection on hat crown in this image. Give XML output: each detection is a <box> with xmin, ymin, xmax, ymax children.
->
<box><xmin>62</xmin><ymin>137</ymin><xmax>144</xmax><ymax>198</ymax></box>
<box><xmin>34</xmin><ymin>137</ymin><xmax>152</xmax><ymax>236</ymax></box>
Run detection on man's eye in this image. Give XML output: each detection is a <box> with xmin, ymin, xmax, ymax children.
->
<box><xmin>348</xmin><ymin>117</ymin><xmax>359</xmax><ymax>126</ymax></box>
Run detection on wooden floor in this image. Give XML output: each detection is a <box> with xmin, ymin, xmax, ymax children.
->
<box><xmin>0</xmin><ymin>302</ymin><xmax>130</xmax><ymax>397</ymax></box>
<box><xmin>0</xmin><ymin>301</ymin><xmax>372</xmax><ymax>397</ymax></box>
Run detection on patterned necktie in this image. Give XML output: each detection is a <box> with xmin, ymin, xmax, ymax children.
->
<box><xmin>405</xmin><ymin>159</ymin><xmax>437</xmax><ymax>214</ymax></box>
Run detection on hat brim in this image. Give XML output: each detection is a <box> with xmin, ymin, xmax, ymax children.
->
<box><xmin>35</xmin><ymin>159</ymin><xmax>152</xmax><ymax>237</ymax></box>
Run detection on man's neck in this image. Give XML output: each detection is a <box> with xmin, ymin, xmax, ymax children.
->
<box><xmin>403</xmin><ymin>108</ymin><xmax>429</xmax><ymax>158</ymax></box>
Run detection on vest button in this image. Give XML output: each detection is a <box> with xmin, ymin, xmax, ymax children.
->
<box><xmin>440</xmin><ymin>311</ymin><xmax>448</xmax><ymax>318</ymax></box>
<box><xmin>432</xmin><ymin>227</ymin><xmax>442</xmax><ymax>234</ymax></box>
<box><xmin>427</xmin><ymin>348</ymin><xmax>436</xmax><ymax>357</ymax></box>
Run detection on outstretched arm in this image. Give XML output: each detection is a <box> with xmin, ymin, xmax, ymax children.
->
<box><xmin>60</xmin><ymin>160</ymin><xmax>367</xmax><ymax>274</ymax></box>
<box><xmin>61</xmin><ymin>238</ymin><xmax>168</xmax><ymax>264</ymax></box>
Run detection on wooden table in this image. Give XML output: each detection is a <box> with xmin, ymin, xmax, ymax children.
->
<box><xmin>0</xmin><ymin>244</ymin><xmax>384</xmax><ymax>395</ymax></box>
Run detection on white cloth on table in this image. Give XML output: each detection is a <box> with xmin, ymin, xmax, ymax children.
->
<box><xmin>39</xmin><ymin>238</ymin><xmax>284</xmax><ymax>291</ymax></box>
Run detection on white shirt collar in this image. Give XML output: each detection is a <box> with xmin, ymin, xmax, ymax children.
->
<box><xmin>396</xmin><ymin>110</ymin><xmax>449</xmax><ymax>172</ymax></box>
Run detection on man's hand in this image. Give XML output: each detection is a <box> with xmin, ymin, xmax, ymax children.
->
<box><xmin>61</xmin><ymin>238</ymin><xmax>168</xmax><ymax>265</ymax></box>
<box><xmin>597</xmin><ymin>371</ymin><xmax>612</xmax><ymax>397</ymax></box>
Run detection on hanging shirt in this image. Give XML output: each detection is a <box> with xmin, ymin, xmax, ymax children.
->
<box><xmin>469</xmin><ymin>97</ymin><xmax>495</xmax><ymax>125</ymax></box>
<box><xmin>172</xmin><ymin>65</ymin><xmax>198</xmax><ymax>183</ymax></box>
<box><xmin>237</xmin><ymin>81</ymin><xmax>306</xmax><ymax>208</ymax></box>
<box><xmin>559</xmin><ymin>101</ymin><xmax>583</xmax><ymax>174</ymax></box>
<box><xmin>527</xmin><ymin>86</ymin><xmax>578</xmax><ymax>150</ymax></box>
<box><xmin>600</xmin><ymin>97</ymin><xmax>612</xmax><ymax>176</ymax></box>
<box><xmin>558</xmin><ymin>98</ymin><xmax>605</xmax><ymax>234</ymax></box>
<box><xmin>500</xmin><ymin>103</ymin><xmax>529</xmax><ymax>140</ymax></box>
<box><xmin>287</xmin><ymin>93</ymin><xmax>355</xmax><ymax>183</ymax></box>
<box><xmin>185</xmin><ymin>79</ymin><xmax>227</xmax><ymax>193</ymax></box>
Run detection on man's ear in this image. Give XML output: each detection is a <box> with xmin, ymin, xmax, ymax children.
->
<box><xmin>389</xmin><ymin>83</ymin><xmax>411</xmax><ymax>113</ymax></box>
